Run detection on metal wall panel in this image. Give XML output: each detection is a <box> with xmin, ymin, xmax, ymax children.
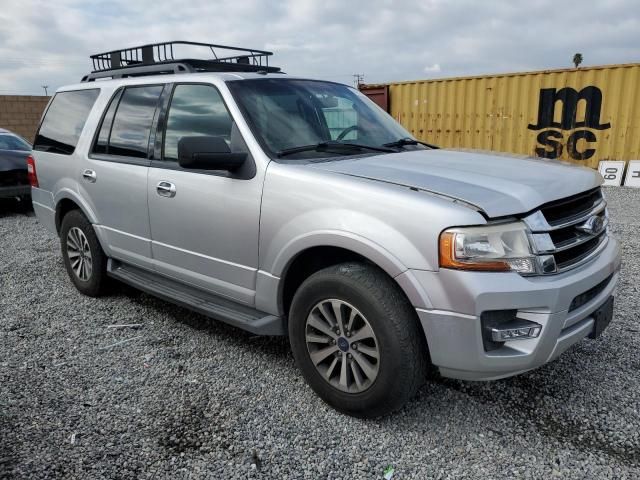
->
<box><xmin>378</xmin><ymin>64</ymin><xmax>640</xmax><ymax>168</ymax></box>
<box><xmin>359</xmin><ymin>85</ymin><xmax>389</xmax><ymax>111</ymax></box>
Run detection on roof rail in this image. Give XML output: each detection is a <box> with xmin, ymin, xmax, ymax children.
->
<box><xmin>81</xmin><ymin>41</ymin><xmax>281</xmax><ymax>82</ymax></box>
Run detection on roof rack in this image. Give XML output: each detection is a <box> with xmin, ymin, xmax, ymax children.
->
<box><xmin>81</xmin><ymin>41</ymin><xmax>280</xmax><ymax>82</ymax></box>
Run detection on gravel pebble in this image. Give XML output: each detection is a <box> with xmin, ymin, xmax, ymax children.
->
<box><xmin>1</xmin><ymin>187</ymin><xmax>639</xmax><ymax>479</ymax></box>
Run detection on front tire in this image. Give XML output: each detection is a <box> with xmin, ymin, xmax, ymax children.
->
<box><xmin>60</xmin><ymin>209</ymin><xmax>108</xmax><ymax>297</ymax></box>
<box><xmin>289</xmin><ymin>262</ymin><xmax>427</xmax><ymax>418</ymax></box>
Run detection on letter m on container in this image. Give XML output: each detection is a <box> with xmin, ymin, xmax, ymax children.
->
<box><xmin>528</xmin><ymin>86</ymin><xmax>611</xmax><ymax>161</ymax></box>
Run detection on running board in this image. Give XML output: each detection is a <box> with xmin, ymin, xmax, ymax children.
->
<box><xmin>107</xmin><ymin>260</ymin><xmax>285</xmax><ymax>336</ymax></box>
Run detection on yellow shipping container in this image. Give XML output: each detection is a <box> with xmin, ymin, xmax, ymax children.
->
<box><xmin>377</xmin><ymin>63</ymin><xmax>640</xmax><ymax>169</ymax></box>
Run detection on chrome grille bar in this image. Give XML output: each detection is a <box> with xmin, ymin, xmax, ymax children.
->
<box><xmin>553</xmin><ymin>219</ymin><xmax>608</xmax><ymax>252</ymax></box>
<box><xmin>555</xmin><ymin>236</ymin><xmax>609</xmax><ymax>273</ymax></box>
<box><xmin>524</xmin><ymin>188</ymin><xmax>608</xmax><ymax>275</ymax></box>
<box><xmin>530</xmin><ymin>217</ymin><xmax>609</xmax><ymax>254</ymax></box>
<box><xmin>523</xmin><ymin>198</ymin><xmax>606</xmax><ymax>232</ymax></box>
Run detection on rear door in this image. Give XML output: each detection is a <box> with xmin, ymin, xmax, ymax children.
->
<box><xmin>147</xmin><ymin>83</ymin><xmax>262</xmax><ymax>305</ymax></box>
<box><xmin>80</xmin><ymin>84</ymin><xmax>166</xmax><ymax>270</ymax></box>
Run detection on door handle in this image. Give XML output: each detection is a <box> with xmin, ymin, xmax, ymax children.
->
<box><xmin>82</xmin><ymin>169</ymin><xmax>97</xmax><ymax>183</ymax></box>
<box><xmin>156</xmin><ymin>181</ymin><xmax>176</xmax><ymax>198</ymax></box>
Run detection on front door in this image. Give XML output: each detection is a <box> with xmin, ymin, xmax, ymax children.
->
<box><xmin>80</xmin><ymin>85</ymin><xmax>165</xmax><ymax>270</ymax></box>
<box><xmin>147</xmin><ymin>83</ymin><xmax>263</xmax><ymax>305</ymax></box>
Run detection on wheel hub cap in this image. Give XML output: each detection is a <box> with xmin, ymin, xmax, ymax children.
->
<box><xmin>305</xmin><ymin>299</ymin><xmax>380</xmax><ymax>393</ymax></box>
<box><xmin>337</xmin><ymin>337</ymin><xmax>349</xmax><ymax>352</ymax></box>
<box><xmin>66</xmin><ymin>227</ymin><xmax>92</xmax><ymax>282</ymax></box>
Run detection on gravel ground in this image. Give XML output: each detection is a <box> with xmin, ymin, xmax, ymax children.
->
<box><xmin>1</xmin><ymin>188</ymin><xmax>639</xmax><ymax>479</ymax></box>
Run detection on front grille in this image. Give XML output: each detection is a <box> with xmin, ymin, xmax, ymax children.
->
<box><xmin>553</xmin><ymin>236</ymin><xmax>602</xmax><ymax>269</ymax></box>
<box><xmin>540</xmin><ymin>188</ymin><xmax>603</xmax><ymax>226</ymax></box>
<box><xmin>0</xmin><ymin>169</ymin><xmax>28</xmax><ymax>187</ymax></box>
<box><xmin>569</xmin><ymin>274</ymin><xmax>613</xmax><ymax>312</ymax></box>
<box><xmin>524</xmin><ymin>187</ymin><xmax>608</xmax><ymax>275</ymax></box>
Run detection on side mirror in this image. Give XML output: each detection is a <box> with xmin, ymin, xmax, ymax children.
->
<box><xmin>177</xmin><ymin>136</ymin><xmax>247</xmax><ymax>171</ymax></box>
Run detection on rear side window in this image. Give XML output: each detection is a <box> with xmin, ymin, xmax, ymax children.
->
<box><xmin>100</xmin><ymin>85</ymin><xmax>164</xmax><ymax>158</ymax></box>
<box><xmin>34</xmin><ymin>89</ymin><xmax>100</xmax><ymax>155</ymax></box>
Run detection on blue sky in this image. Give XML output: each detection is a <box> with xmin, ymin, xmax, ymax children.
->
<box><xmin>0</xmin><ymin>0</ymin><xmax>638</xmax><ymax>95</ymax></box>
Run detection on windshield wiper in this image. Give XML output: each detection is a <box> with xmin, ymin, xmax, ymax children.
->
<box><xmin>277</xmin><ymin>141</ymin><xmax>396</xmax><ymax>158</ymax></box>
<box><xmin>383</xmin><ymin>137</ymin><xmax>439</xmax><ymax>149</ymax></box>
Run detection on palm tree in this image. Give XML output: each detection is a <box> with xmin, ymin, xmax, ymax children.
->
<box><xmin>573</xmin><ymin>53</ymin><xmax>583</xmax><ymax>69</ymax></box>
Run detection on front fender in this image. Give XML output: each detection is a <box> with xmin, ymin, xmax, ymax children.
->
<box><xmin>258</xmin><ymin>208</ymin><xmax>436</xmax><ymax>315</ymax></box>
<box><xmin>255</xmin><ymin>226</ymin><xmax>435</xmax><ymax>315</ymax></box>
<box><xmin>263</xmin><ymin>206</ymin><xmax>432</xmax><ymax>278</ymax></box>
<box><xmin>257</xmin><ymin>163</ymin><xmax>488</xmax><ymax>315</ymax></box>
<box><xmin>272</xmin><ymin>229</ymin><xmax>409</xmax><ymax>279</ymax></box>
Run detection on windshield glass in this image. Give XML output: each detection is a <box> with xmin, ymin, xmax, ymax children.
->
<box><xmin>0</xmin><ymin>134</ymin><xmax>31</xmax><ymax>151</ymax></box>
<box><xmin>227</xmin><ymin>79</ymin><xmax>417</xmax><ymax>159</ymax></box>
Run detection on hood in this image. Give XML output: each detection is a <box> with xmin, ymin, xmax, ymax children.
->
<box><xmin>0</xmin><ymin>150</ymin><xmax>30</xmax><ymax>172</ymax></box>
<box><xmin>309</xmin><ymin>149</ymin><xmax>602</xmax><ymax>217</ymax></box>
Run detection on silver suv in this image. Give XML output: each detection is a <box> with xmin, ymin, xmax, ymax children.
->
<box><xmin>31</xmin><ymin>42</ymin><xmax>621</xmax><ymax>417</ymax></box>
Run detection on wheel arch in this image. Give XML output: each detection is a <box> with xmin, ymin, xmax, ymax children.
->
<box><xmin>53</xmin><ymin>191</ymin><xmax>111</xmax><ymax>257</ymax></box>
<box><xmin>273</xmin><ymin>233</ymin><xmax>430</xmax><ymax>316</ymax></box>
<box><xmin>54</xmin><ymin>189</ymin><xmax>99</xmax><ymax>234</ymax></box>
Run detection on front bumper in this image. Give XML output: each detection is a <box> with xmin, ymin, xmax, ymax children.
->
<box><xmin>0</xmin><ymin>184</ymin><xmax>30</xmax><ymax>198</ymax></box>
<box><xmin>408</xmin><ymin>237</ymin><xmax>621</xmax><ymax>381</ymax></box>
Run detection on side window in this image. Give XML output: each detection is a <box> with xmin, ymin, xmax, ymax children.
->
<box><xmin>163</xmin><ymin>84</ymin><xmax>233</xmax><ymax>162</ymax></box>
<box><xmin>92</xmin><ymin>90</ymin><xmax>123</xmax><ymax>155</ymax></box>
<box><xmin>34</xmin><ymin>89</ymin><xmax>100</xmax><ymax>155</ymax></box>
<box><xmin>107</xmin><ymin>85</ymin><xmax>163</xmax><ymax>158</ymax></box>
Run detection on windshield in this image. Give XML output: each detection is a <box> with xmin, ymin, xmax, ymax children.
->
<box><xmin>227</xmin><ymin>78</ymin><xmax>418</xmax><ymax>159</ymax></box>
<box><xmin>0</xmin><ymin>134</ymin><xmax>31</xmax><ymax>151</ymax></box>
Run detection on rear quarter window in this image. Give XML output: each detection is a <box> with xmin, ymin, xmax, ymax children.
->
<box><xmin>34</xmin><ymin>89</ymin><xmax>100</xmax><ymax>155</ymax></box>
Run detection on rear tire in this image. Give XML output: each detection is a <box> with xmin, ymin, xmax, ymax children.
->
<box><xmin>60</xmin><ymin>209</ymin><xmax>108</xmax><ymax>297</ymax></box>
<box><xmin>289</xmin><ymin>262</ymin><xmax>427</xmax><ymax>418</ymax></box>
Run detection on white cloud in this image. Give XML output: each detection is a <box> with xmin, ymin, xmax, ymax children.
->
<box><xmin>0</xmin><ymin>0</ymin><xmax>638</xmax><ymax>94</ymax></box>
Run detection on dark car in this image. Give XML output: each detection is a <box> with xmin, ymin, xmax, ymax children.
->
<box><xmin>0</xmin><ymin>127</ymin><xmax>32</xmax><ymax>201</ymax></box>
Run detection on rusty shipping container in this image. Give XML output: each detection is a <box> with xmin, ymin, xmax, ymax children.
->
<box><xmin>361</xmin><ymin>63</ymin><xmax>640</xmax><ymax>169</ymax></box>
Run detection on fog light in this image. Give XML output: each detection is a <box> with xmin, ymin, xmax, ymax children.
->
<box><xmin>490</xmin><ymin>320</ymin><xmax>542</xmax><ymax>342</ymax></box>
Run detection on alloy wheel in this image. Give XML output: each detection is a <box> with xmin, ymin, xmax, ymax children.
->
<box><xmin>305</xmin><ymin>299</ymin><xmax>380</xmax><ymax>393</ymax></box>
<box><xmin>66</xmin><ymin>227</ymin><xmax>93</xmax><ymax>281</ymax></box>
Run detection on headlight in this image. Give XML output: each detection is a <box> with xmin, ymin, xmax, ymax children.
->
<box><xmin>439</xmin><ymin>222</ymin><xmax>536</xmax><ymax>274</ymax></box>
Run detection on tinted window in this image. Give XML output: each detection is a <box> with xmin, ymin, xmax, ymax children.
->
<box><xmin>92</xmin><ymin>89</ymin><xmax>123</xmax><ymax>155</ymax></box>
<box><xmin>34</xmin><ymin>89</ymin><xmax>100</xmax><ymax>155</ymax></box>
<box><xmin>0</xmin><ymin>134</ymin><xmax>31</xmax><ymax>151</ymax></box>
<box><xmin>163</xmin><ymin>84</ymin><xmax>233</xmax><ymax>162</ymax></box>
<box><xmin>108</xmin><ymin>86</ymin><xmax>163</xmax><ymax>158</ymax></box>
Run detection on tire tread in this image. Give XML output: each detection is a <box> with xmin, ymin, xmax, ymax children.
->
<box><xmin>289</xmin><ymin>262</ymin><xmax>428</xmax><ymax>417</ymax></box>
<box><xmin>60</xmin><ymin>209</ymin><xmax>109</xmax><ymax>297</ymax></box>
